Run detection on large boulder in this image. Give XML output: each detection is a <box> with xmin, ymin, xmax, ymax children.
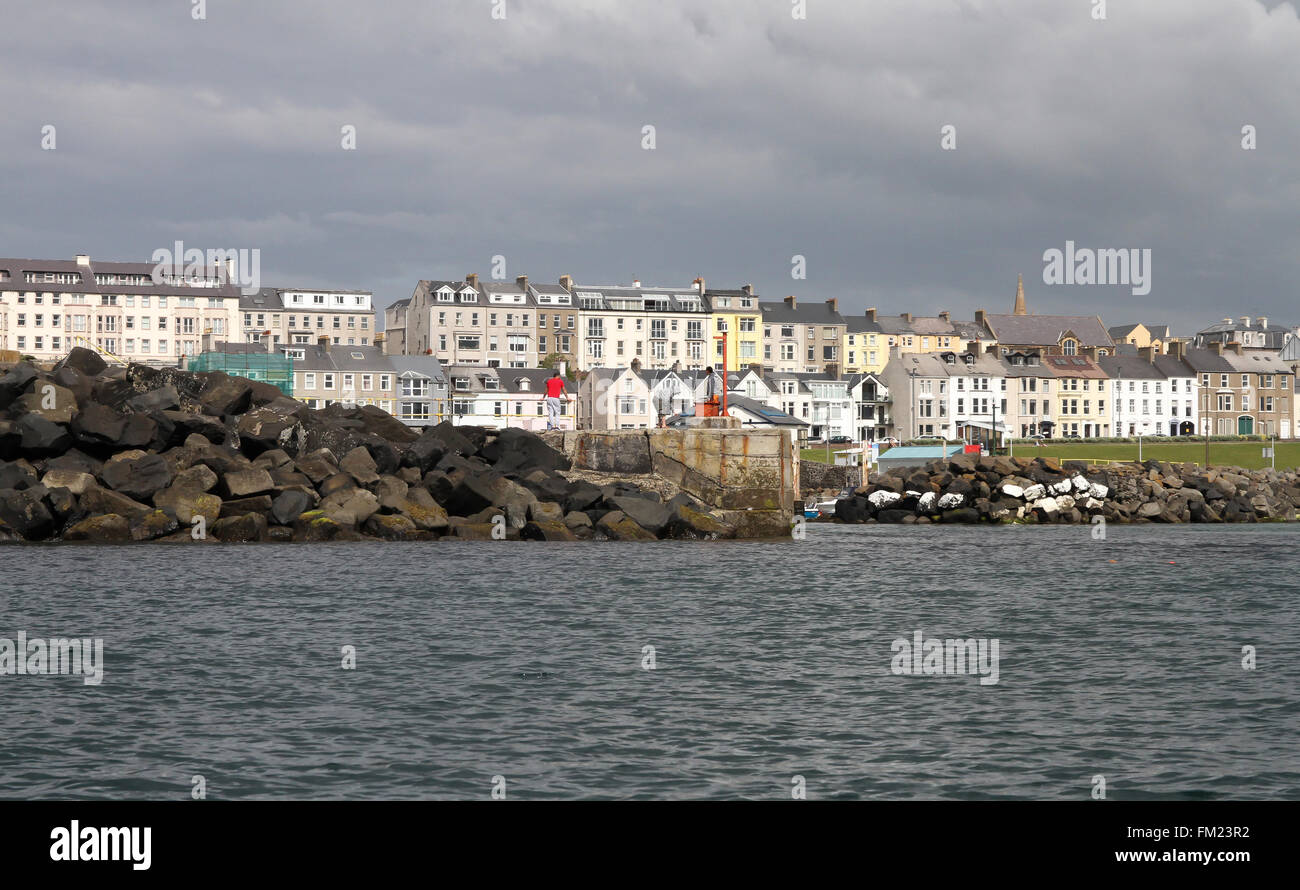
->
<box><xmin>221</xmin><ymin>467</ymin><xmax>275</xmax><ymax>498</ymax></box>
<box><xmin>0</xmin><ymin>363</ymin><xmax>39</xmax><ymax>411</ymax></box>
<box><xmin>0</xmin><ymin>488</ymin><xmax>55</xmax><ymax>539</ymax></box>
<box><xmin>520</xmin><ymin>520</ymin><xmax>578</xmax><ymax>541</ymax></box>
<box><xmin>70</xmin><ymin>403</ymin><xmax>128</xmax><ymax>448</ymax></box>
<box><xmin>79</xmin><ymin>484</ymin><xmax>154</xmax><ymax>520</ymax></box>
<box><xmin>210</xmin><ymin>513</ymin><xmax>268</xmax><ymax>542</ymax></box>
<box><xmin>595</xmin><ymin>510</ymin><xmax>657</xmax><ymax>541</ymax></box>
<box><xmin>198</xmin><ymin>372</ymin><xmax>254</xmax><ymax>417</ymax></box>
<box><xmin>608</xmin><ymin>495</ymin><xmax>672</xmax><ymax>535</ymax></box>
<box><xmin>15</xmin><ymin>383</ymin><xmax>78</xmax><ymax>424</ymax></box>
<box><xmin>271</xmin><ymin>489</ymin><xmax>317</xmax><ymax>525</ymax></box>
<box><xmin>18</xmin><ymin>414</ymin><xmax>73</xmax><ymax>455</ymax></box>
<box><xmin>153</xmin><ymin>485</ymin><xmax>222</xmax><ymax>525</ymax></box>
<box><xmin>101</xmin><ymin>453</ymin><xmax>175</xmax><ymax>501</ymax></box>
<box><xmin>63</xmin><ymin>513</ymin><xmax>131</xmax><ymax>543</ymax></box>
<box><xmin>53</xmin><ymin>347</ymin><xmax>107</xmax><ymax>378</ymax></box>
<box><xmin>41</xmin><ymin>469</ymin><xmax>97</xmax><ymax>495</ymax></box>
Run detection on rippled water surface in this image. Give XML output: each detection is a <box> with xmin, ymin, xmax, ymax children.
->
<box><xmin>3</xmin><ymin>524</ymin><xmax>1298</xmax><ymax>799</ymax></box>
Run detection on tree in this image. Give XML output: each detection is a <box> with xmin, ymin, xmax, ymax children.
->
<box><xmin>539</xmin><ymin>352</ymin><xmax>577</xmax><ymax>380</ymax></box>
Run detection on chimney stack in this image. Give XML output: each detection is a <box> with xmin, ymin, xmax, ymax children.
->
<box><xmin>375</xmin><ymin>331</ymin><xmax>386</xmax><ymax>353</ymax></box>
<box><xmin>865</xmin><ymin>307</ymin><xmax>877</xmax><ymax>323</ymax></box>
<box><xmin>558</xmin><ymin>360</ymin><xmax>567</xmax><ymax>378</ymax></box>
<box><xmin>1257</xmin><ymin>316</ymin><xmax>1268</xmax><ymax>329</ymax></box>
<box><xmin>516</xmin><ymin>274</ymin><xmax>529</xmax><ymax>292</ymax></box>
<box><xmin>938</xmin><ymin>310</ymin><xmax>950</xmax><ymax>323</ymax></box>
<box><xmin>265</xmin><ymin>330</ymin><xmax>275</xmax><ymax>354</ymax></box>
<box><xmin>826</xmin><ymin>297</ymin><xmax>838</xmax><ymax>314</ymax></box>
<box><xmin>784</xmin><ymin>295</ymin><xmax>797</xmax><ymax>309</ymax></box>
<box><xmin>318</xmin><ymin>335</ymin><xmax>331</xmax><ymax>353</ymax></box>
<box><xmin>1209</xmin><ymin>341</ymin><xmax>1223</xmax><ymax>355</ymax></box>
<box><xmin>632</xmin><ymin>278</ymin><xmax>641</xmax><ymax>288</ymax></box>
<box><xmin>742</xmin><ymin>284</ymin><xmax>753</xmax><ymax>296</ymax></box>
<box><xmin>985</xmin><ymin>342</ymin><xmax>998</xmax><ymax>355</ymax></box>
<box><xmin>975</xmin><ymin>309</ymin><xmax>987</xmax><ymax>329</ymax></box>
<box><xmin>201</xmin><ymin>330</ymin><xmax>215</xmax><ymax>353</ymax></box>
<box><xmin>1169</xmin><ymin>339</ymin><xmax>1186</xmax><ymax>360</ymax></box>
<box><xmin>900</xmin><ymin>312</ymin><xmax>912</xmax><ymax>324</ymax></box>
<box><xmin>693</xmin><ymin>276</ymin><xmax>705</xmax><ymax>297</ymax></box>
<box><xmin>630</xmin><ymin>357</ymin><xmax>641</xmax><ymax>372</ymax></box>
<box><xmin>75</xmin><ymin>254</ymin><xmax>90</xmax><ymax>266</ymax></box>
<box><xmin>466</xmin><ymin>273</ymin><xmax>479</xmax><ymax>288</ymax></box>
<box><xmin>558</xmin><ymin>274</ymin><xmax>572</xmax><ymax>291</ymax></box>
<box><xmin>1139</xmin><ymin>345</ymin><xmax>1156</xmax><ymax>364</ymax></box>
<box><xmin>1239</xmin><ymin>316</ymin><xmax>1251</xmax><ymax>327</ymax></box>
<box><xmin>1229</xmin><ymin>341</ymin><xmax>1243</xmax><ymax>355</ymax></box>
<box><xmin>825</xmin><ymin>362</ymin><xmax>840</xmax><ymax>379</ymax></box>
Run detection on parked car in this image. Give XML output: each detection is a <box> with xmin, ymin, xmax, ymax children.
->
<box><xmin>828</xmin><ymin>435</ymin><xmax>852</xmax><ymax>445</ymax></box>
<box><xmin>1027</xmin><ymin>434</ymin><xmax>1048</xmax><ymax>441</ymax></box>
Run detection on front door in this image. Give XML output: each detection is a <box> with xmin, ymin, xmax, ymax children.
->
<box><xmin>1238</xmin><ymin>415</ymin><xmax>1254</xmax><ymax>435</ymax></box>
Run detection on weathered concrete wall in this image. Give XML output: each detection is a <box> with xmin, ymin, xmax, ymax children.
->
<box><xmin>559</xmin><ymin>428</ymin><xmax>798</xmax><ymax>536</ymax></box>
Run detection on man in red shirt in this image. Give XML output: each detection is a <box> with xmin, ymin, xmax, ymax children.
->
<box><xmin>544</xmin><ymin>371</ymin><xmax>566</xmax><ymax>430</ymax></box>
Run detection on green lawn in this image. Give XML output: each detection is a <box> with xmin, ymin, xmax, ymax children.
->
<box><xmin>803</xmin><ymin>441</ymin><xmax>1300</xmax><ymax>470</ymax></box>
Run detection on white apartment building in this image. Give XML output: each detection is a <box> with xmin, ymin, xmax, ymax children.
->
<box><xmin>0</xmin><ymin>254</ymin><xmax>242</xmax><ymax>363</ymax></box>
<box><xmin>241</xmin><ymin>287</ymin><xmax>375</xmax><ymax>348</ymax></box>
<box><xmin>574</xmin><ymin>281</ymin><xmax>710</xmax><ymax>372</ymax></box>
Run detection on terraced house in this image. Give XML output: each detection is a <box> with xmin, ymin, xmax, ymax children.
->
<box><xmin>240</xmin><ymin>286</ymin><xmax>374</xmax><ymax>348</ymax></box>
<box><xmin>844</xmin><ymin>309</ymin><xmax>988</xmax><ymax>375</ymax></box>
<box><xmin>287</xmin><ymin>339</ymin><xmax>445</xmax><ymax>424</ymax></box>
<box><xmin>759</xmin><ymin>296</ymin><xmax>845</xmax><ymax>374</ymax></box>
<box><xmin>0</xmin><ymin>254</ymin><xmax>241</xmax><ymax>364</ymax></box>
<box><xmin>705</xmin><ymin>281</ymin><xmax>762</xmax><ymax>370</ymax></box>
<box><xmin>1046</xmin><ymin>353</ymin><xmax>1110</xmax><ymax>438</ymax></box>
<box><xmin>574</xmin><ymin>280</ymin><xmax>709</xmax><ymax>372</ymax></box>
<box><xmin>1184</xmin><ymin>342</ymin><xmax>1293</xmax><ymax>437</ymax></box>
<box><xmin>1001</xmin><ymin>349</ymin><xmax>1057</xmax><ymax>439</ymax></box>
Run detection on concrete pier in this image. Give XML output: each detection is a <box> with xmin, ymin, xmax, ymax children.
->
<box><xmin>556</xmin><ymin>426</ymin><xmax>799</xmax><ymax>537</ymax></box>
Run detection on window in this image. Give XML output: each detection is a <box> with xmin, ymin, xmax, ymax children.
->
<box><xmin>379</xmin><ymin>375</ymin><xmax>391</xmax><ymax>391</ymax></box>
<box><xmin>304</xmin><ymin>373</ymin><xmax>317</xmax><ymax>389</ymax></box>
<box><xmin>456</xmin><ymin>335</ymin><xmax>481</xmax><ymax>351</ymax></box>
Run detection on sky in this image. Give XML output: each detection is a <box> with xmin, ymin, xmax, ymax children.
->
<box><xmin>3</xmin><ymin>0</ymin><xmax>1298</xmax><ymax>333</ymax></box>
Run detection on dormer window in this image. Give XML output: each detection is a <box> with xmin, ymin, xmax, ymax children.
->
<box><xmin>1061</xmin><ymin>338</ymin><xmax>1078</xmax><ymax>355</ymax></box>
<box><xmin>519</xmin><ymin>378</ymin><xmax>530</xmax><ymax>391</ymax></box>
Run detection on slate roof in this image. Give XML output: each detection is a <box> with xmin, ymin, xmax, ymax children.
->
<box><xmin>758</xmin><ymin>300</ymin><xmax>845</xmax><ymax>325</ymax></box>
<box><xmin>985</xmin><ymin>314</ymin><xmax>1113</xmax><ymax>348</ymax></box>
<box><xmin>0</xmin><ymin>255</ymin><xmax>242</xmax><ymax>298</ymax></box>
<box><xmin>1098</xmin><ymin>354</ymin><xmax>1165</xmax><ymax>380</ymax></box>
<box><xmin>1044</xmin><ymin>354</ymin><xmax>1108</xmax><ymax>378</ymax></box>
<box><xmin>727</xmin><ymin>395</ymin><xmax>808</xmax><ymax>428</ymax></box>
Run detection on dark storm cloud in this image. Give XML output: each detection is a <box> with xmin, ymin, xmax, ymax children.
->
<box><xmin>2</xmin><ymin>0</ymin><xmax>1297</xmax><ymax>332</ymax></box>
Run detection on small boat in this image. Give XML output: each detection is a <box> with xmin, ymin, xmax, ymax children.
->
<box><xmin>804</xmin><ymin>494</ymin><xmax>843</xmax><ymax>518</ymax></box>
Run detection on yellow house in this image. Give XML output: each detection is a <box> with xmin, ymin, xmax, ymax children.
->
<box><xmin>705</xmin><ymin>283</ymin><xmax>763</xmax><ymax>370</ymax></box>
<box><xmin>1108</xmin><ymin>322</ymin><xmax>1172</xmax><ymax>353</ymax></box>
<box><xmin>1044</xmin><ymin>353</ymin><xmax>1111</xmax><ymax>438</ymax></box>
<box><xmin>844</xmin><ymin>308</ymin><xmax>991</xmax><ymax>375</ymax></box>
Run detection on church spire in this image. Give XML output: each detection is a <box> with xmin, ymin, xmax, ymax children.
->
<box><xmin>1013</xmin><ymin>274</ymin><xmax>1028</xmax><ymax>315</ymax></box>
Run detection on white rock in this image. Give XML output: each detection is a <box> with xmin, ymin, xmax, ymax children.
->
<box><xmin>1023</xmin><ymin>484</ymin><xmax>1046</xmax><ymax>500</ymax></box>
<box><xmin>1052</xmin><ymin>480</ymin><xmax>1074</xmax><ymax>495</ymax></box>
<box><xmin>938</xmin><ymin>492</ymin><xmax>965</xmax><ymax>509</ymax></box>
<box><xmin>1072</xmin><ymin>474</ymin><xmax>1090</xmax><ymax>492</ymax></box>
<box><xmin>918</xmin><ymin>491</ymin><xmax>938</xmax><ymax>511</ymax></box>
<box><xmin>1056</xmin><ymin>494</ymin><xmax>1076</xmax><ymax>510</ymax></box>
<box><xmin>869</xmin><ymin>490</ymin><xmax>901</xmax><ymax>508</ymax></box>
<box><xmin>1089</xmin><ymin>482</ymin><xmax>1109</xmax><ymax>499</ymax></box>
<box><xmin>1033</xmin><ymin>496</ymin><xmax>1060</xmax><ymax>514</ymax></box>
<box><xmin>1084</xmin><ymin>497</ymin><xmax>1103</xmax><ymax>511</ymax></box>
<box><xmin>1000</xmin><ymin>483</ymin><xmax>1025</xmax><ymax>499</ymax></box>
